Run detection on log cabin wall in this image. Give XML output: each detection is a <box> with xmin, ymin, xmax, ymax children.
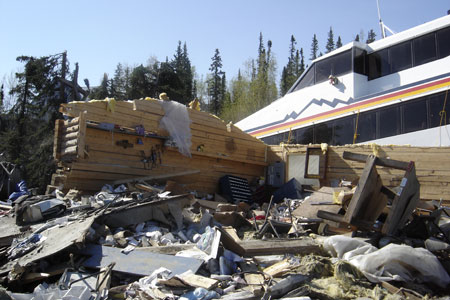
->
<box><xmin>50</xmin><ymin>99</ymin><xmax>268</xmax><ymax>194</ymax></box>
<box><xmin>268</xmin><ymin>144</ymin><xmax>450</xmax><ymax>203</ymax></box>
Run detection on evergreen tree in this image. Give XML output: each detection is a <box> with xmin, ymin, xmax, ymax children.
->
<box><xmin>157</xmin><ymin>60</ymin><xmax>183</xmax><ymax>100</ymax></box>
<box><xmin>354</xmin><ymin>34</ymin><xmax>360</xmax><ymax>42</ymax></box>
<box><xmin>172</xmin><ymin>41</ymin><xmax>193</xmax><ymax>104</ymax></box>
<box><xmin>250</xmin><ymin>34</ymin><xmax>278</xmax><ymax>112</ymax></box>
<box><xmin>129</xmin><ymin>64</ymin><xmax>157</xmax><ymax>99</ymax></box>
<box><xmin>336</xmin><ymin>36</ymin><xmax>343</xmax><ymax>48</ymax></box>
<box><xmin>299</xmin><ymin>48</ymin><xmax>305</xmax><ymax>74</ymax></box>
<box><xmin>325</xmin><ymin>27</ymin><xmax>335</xmax><ymax>53</ymax></box>
<box><xmin>366</xmin><ymin>29</ymin><xmax>377</xmax><ymax>43</ymax></box>
<box><xmin>0</xmin><ymin>84</ymin><xmax>3</xmax><ymax>110</ymax></box>
<box><xmin>1</xmin><ymin>53</ymin><xmax>68</xmax><ymax>192</ymax></box>
<box><xmin>310</xmin><ymin>34</ymin><xmax>319</xmax><ymax>60</ymax></box>
<box><xmin>280</xmin><ymin>35</ymin><xmax>299</xmax><ymax>96</ymax></box>
<box><xmin>208</xmin><ymin>48</ymin><xmax>225</xmax><ymax>115</ymax></box>
<box><xmin>112</xmin><ymin>63</ymin><xmax>126</xmax><ymax>99</ymax></box>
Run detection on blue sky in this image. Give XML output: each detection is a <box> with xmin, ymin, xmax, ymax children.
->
<box><xmin>1</xmin><ymin>0</ymin><xmax>449</xmax><ymax>92</ymax></box>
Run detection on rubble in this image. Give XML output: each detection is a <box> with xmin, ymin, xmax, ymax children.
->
<box><xmin>0</xmin><ymin>173</ymin><xmax>448</xmax><ymax>299</ymax></box>
<box><xmin>0</xmin><ymin>99</ymin><xmax>449</xmax><ymax>298</ymax></box>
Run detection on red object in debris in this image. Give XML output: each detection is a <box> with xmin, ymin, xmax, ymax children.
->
<box><xmin>249</xmin><ymin>215</ymin><xmax>266</xmax><ymax>221</ymax></box>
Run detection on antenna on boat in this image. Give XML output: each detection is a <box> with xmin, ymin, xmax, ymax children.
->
<box><xmin>376</xmin><ymin>0</ymin><xmax>395</xmax><ymax>38</ymax></box>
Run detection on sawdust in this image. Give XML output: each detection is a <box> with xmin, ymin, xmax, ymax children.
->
<box><xmin>305</xmin><ymin>277</ymin><xmax>402</xmax><ymax>300</ymax></box>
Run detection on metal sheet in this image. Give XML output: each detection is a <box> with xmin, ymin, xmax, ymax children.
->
<box><xmin>80</xmin><ymin>244</ymin><xmax>202</xmax><ymax>277</ymax></box>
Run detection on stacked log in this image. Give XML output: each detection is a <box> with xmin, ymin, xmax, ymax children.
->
<box><xmin>50</xmin><ymin>99</ymin><xmax>268</xmax><ymax>194</ymax></box>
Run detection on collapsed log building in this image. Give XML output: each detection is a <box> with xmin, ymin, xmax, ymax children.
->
<box><xmin>51</xmin><ymin>98</ymin><xmax>450</xmax><ymax>208</ymax></box>
<box><xmin>50</xmin><ymin>98</ymin><xmax>267</xmax><ymax>194</ymax></box>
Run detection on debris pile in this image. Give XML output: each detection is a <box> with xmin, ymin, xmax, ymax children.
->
<box><xmin>0</xmin><ymin>167</ymin><xmax>449</xmax><ymax>299</ymax></box>
<box><xmin>0</xmin><ymin>98</ymin><xmax>449</xmax><ymax>298</ymax></box>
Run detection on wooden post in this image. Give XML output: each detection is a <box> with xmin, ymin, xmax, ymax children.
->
<box><xmin>60</xmin><ymin>51</ymin><xmax>67</xmax><ymax>104</ymax></box>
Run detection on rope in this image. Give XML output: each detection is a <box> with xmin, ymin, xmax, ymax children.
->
<box><xmin>439</xmin><ymin>89</ymin><xmax>449</xmax><ymax>127</ymax></box>
<box><xmin>353</xmin><ymin>110</ymin><xmax>360</xmax><ymax>144</ymax></box>
<box><xmin>438</xmin><ymin>88</ymin><xmax>449</xmax><ymax>146</ymax></box>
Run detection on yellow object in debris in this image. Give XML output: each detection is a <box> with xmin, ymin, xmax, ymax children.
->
<box><xmin>189</xmin><ymin>98</ymin><xmax>200</xmax><ymax>110</ymax></box>
<box><xmin>159</xmin><ymin>93</ymin><xmax>169</xmax><ymax>100</ymax></box>
<box><xmin>370</xmin><ymin>143</ymin><xmax>380</xmax><ymax>157</ymax></box>
<box><xmin>226</xmin><ymin>122</ymin><xmax>233</xmax><ymax>133</ymax></box>
<box><xmin>106</xmin><ymin>97</ymin><xmax>116</xmax><ymax>113</ymax></box>
<box><xmin>321</xmin><ymin>143</ymin><xmax>328</xmax><ymax>154</ymax></box>
<box><xmin>333</xmin><ymin>190</ymin><xmax>342</xmax><ymax>205</ymax></box>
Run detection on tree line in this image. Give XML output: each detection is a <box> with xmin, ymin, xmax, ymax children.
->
<box><xmin>0</xmin><ymin>27</ymin><xmax>376</xmax><ymax>193</ymax></box>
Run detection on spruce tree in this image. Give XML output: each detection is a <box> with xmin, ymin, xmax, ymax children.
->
<box><xmin>310</xmin><ymin>34</ymin><xmax>319</xmax><ymax>60</ymax></box>
<box><xmin>208</xmin><ymin>48</ymin><xmax>225</xmax><ymax>115</ymax></box>
<box><xmin>299</xmin><ymin>48</ymin><xmax>305</xmax><ymax>75</ymax></box>
<box><xmin>129</xmin><ymin>65</ymin><xmax>157</xmax><ymax>99</ymax></box>
<box><xmin>170</xmin><ymin>41</ymin><xmax>194</xmax><ymax>104</ymax></box>
<box><xmin>112</xmin><ymin>63</ymin><xmax>125</xmax><ymax>99</ymax></box>
<box><xmin>336</xmin><ymin>36</ymin><xmax>343</xmax><ymax>48</ymax></box>
<box><xmin>2</xmin><ymin>53</ymin><xmax>68</xmax><ymax>192</ymax></box>
<box><xmin>355</xmin><ymin>34</ymin><xmax>360</xmax><ymax>42</ymax></box>
<box><xmin>325</xmin><ymin>27</ymin><xmax>335</xmax><ymax>53</ymax></box>
<box><xmin>0</xmin><ymin>84</ymin><xmax>3</xmax><ymax>110</ymax></box>
<box><xmin>366</xmin><ymin>29</ymin><xmax>376</xmax><ymax>43</ymax></box>
<box><xmin>280</xmin><ymin>35</ymin><xmax>298</xmax><ymax>96</ymax></box>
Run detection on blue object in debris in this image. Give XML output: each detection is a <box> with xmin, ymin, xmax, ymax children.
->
<box><xmin>272</xmin><ymin>178</ymin><xmax>303</xmax><ymax>203</ymax></box>
<box><xmin>8</xmin><ymin>180</ymin><xmax>29</xmax><ymax>201</ymax></box>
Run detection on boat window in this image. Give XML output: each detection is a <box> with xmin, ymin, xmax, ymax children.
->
<box><xmin>314</xmin><ymin>122</ymin><xmax>333</xmax><ymax>144</ymax></box>
<box><xmin>437</xmin><ymin>26</ymin><xmax>450</xmax><ymax>59</ymax></box>
<box><xmin>333</xmin><ymin>115</ymin><xmax>355</xmax><ymax>145</ymax></box>
<box><xmin>379</xmin><ymin>105</ymin><xmax>400</xmax><ymax>138</ymax></box>
<box><xmin>368</xmin><ymin>48</ymin><xmax>389</xmax><ymax>80</ymax></box>
<box><xmin>428</xmin><ymin>92</ymin><xmax>450</xmax><ymax>128</ymax></box>
<box><xmin>403</xmin><ymin>99</ymin><xmax>427</xmax><ymax>133</ymax></box>
<box><xmin>295</xmin><ymin>126</ymin><xmax>314</xmax><ymax>144</ymax></box>
<box><xmin>355</xmin><ymin>111</ymin><xmax>377</xmax><ymax>143</ymax></box>
<box><xmin>293</xmin><ymin>65</ymin><xmax>315</xmax><ymax>91</ymax></box>
<box><xmin>315</xmin><ymin>50</ymin><xmax>352</xmax><ymax>83</ymax></box>
<box><xmin>413</xmin><ymin>32</ymin><xmax>437</xmax><ymax>66</ymax></box>
<box><xmin>354</xmin><ymin>48</ymin><xmax>366</xmax><ymax>75</ymax></box>
<box><xmin>390</xmin><ymin>41</ymin><xmax>412</xmax><ymax>73</ymax></box>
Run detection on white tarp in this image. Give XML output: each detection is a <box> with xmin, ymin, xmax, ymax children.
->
<box><xmin>323</xmin><ymin>235</ymin><xmax>450</xmax><ymax>288</ymax></box>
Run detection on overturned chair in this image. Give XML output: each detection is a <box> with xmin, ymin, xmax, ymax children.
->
<box><xmin>318</xmin><ymin>151</ymin><xmax>420</xmax><ymax>236</ymax></box>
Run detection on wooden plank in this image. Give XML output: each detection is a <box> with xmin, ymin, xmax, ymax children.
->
<box><xmin>343</xmin><ymin>155</ymin><xmax>378</xmax><ymax>224</ymax></box>
<box><xmin>382</xmin><ymin>164</ymin><xmax>420</xmax><ymax>235</ymax></box>
<box><xmin>53</xmin><ymin>119</ymin><xmax>64</xmax><ymax>160</ymax></box>
<box><xmin>343</xmin><ymin>151</ymin><xmax>410</xmax><ymax>170</ymax></box>
<box><xmin>61</xmin><ymin>146</ymin><xmax>77</xmax><ymax>156</ymax></box>
<box><xmin>113</xmin><ymin>170</ymin><xmax>201</xmax><ymax>184</ymax></box>
<box><xmin>238</xmin><ymin>238</ymin><xmax>320</xmax><ymax>257</ymax></box>
<box><xmin>78</xmin><ymin>111</ymin><xmax>87</xmax><ymax>158</ymax></box>
<box><xmin>61</xmin><ymin>139</ymin><xmax>78</xmax><ymax>149</ymax></box>
<box><xmin>63</xmin><ymin>101</ymin><xmax>265</xmax><ymax>145</ymax></box>
<box><xmin>62</xmin><ymin>131</ymin><xmax>78</xmax><ymax>141</ymax></box>
<box><xmin>64</xmin><ymin>124</ymin><xmax>80</xmax><ymax>134</ymax></box>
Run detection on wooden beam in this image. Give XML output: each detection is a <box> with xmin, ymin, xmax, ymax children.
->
<box><xmin>112</xmin><ymin>169</ymin><xmax>201</xmax><ymax>184</ymax></box>
<box><xmin>343</xmin><ymin>151</ymin><xmax>410</xmax><ymax>170</ymax></box>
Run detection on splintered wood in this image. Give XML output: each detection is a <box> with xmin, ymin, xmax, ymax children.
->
<box><xmin>51</xmin><ymin>99</ymin><xmax>268</xmax><ymax>193</ymax></box>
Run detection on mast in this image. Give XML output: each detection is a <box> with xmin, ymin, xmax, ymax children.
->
<box><xmin>376</xmin><ymin>0</ymin><xmax>395</xmax><ymax>39</ymax></box>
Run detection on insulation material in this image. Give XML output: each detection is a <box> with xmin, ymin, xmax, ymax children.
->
<box><xmin>159</xmin><ymin>100</ymin><xmax>192</xmax><ymax>157</ymax></box>
<box><xmin>323</xmin><ymin>235</ymin><xmax>450</xmax><ymax>288</ymax></box>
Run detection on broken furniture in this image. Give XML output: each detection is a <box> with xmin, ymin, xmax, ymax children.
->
<box><xmin>318</xmin><ymin>151</ymin><xmax>420</xmax><ymax>235</ymax></box>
